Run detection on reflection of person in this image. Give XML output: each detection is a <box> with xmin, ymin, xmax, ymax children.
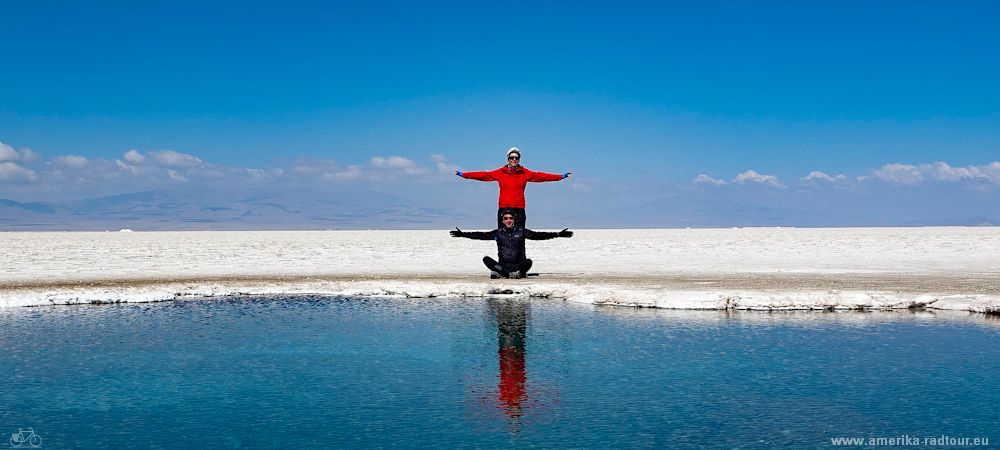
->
<box><xmin>455</xmin><ymin>147</ymin><xmax>571</xmax><ymax>228</ymax></box>
<box><xmin>489</xmin><ymin>298</ymin><xmax>529</xmax><ymax>428</ymax></box>
<box><xmin>451</xmin><ymin>210</ymin><xmax>573</xmax><ymax>279</ymax></box>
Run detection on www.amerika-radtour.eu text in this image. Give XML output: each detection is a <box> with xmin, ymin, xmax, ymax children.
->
<box><xmin>830</xmin><ymin>435</ymin><xmax>989</xmax><ymax>447</ymax></box>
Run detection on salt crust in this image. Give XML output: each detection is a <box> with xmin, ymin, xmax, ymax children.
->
<box><xmin>1</xmin><ymin>280</ymin><xmax>998</xmax><ymax>314</ymax></box>
<box><xmin>2</xmin><ymin>228</ymin><xmax>998</xmax><ymax>312</ymax></box>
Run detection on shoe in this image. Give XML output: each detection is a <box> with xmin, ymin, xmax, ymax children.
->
<box><xmin>490</xmin><ymin>271</ymin><xmax>501</xmax><ymax>279</ymax></box>
<box><xmin>509</xmin><ymin>270</ymin><xmax>522</xmax><ymax>279</ymax></box>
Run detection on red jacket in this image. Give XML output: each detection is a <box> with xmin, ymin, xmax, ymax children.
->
<box><xmin>462</xmin><ymin>166</ymin><xmax>564</xmax><ymax>208</ymax></box>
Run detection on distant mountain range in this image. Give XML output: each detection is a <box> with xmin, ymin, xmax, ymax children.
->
<box><xmin>0</xmin><ymin>188</ymin><xmax>995</xmax><ymax>231</ymax></box>
<box><xmin>0</xmin><ymin>189</ymin><xmax>475</xmax><ymax>231</ymax></box>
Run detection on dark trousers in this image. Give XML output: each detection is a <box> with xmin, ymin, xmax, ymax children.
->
<box><xmin>483</xmin><ymin>256</ymin><xmax>533</xmax><ymax>277</ymax></box>
<box><xmin>497</xmin><ymin>208</ymin><xmax>526</xmax><ymax>229</ymax></box>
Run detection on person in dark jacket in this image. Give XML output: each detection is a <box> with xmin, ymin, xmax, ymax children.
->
<box><xmin>450</xmin><ymin>210</ymin><xmax>573</xmax><ymax>279</ymax></box>
<box><xmin>455</xmin><ymin>147</ymin><xmax>571</xmax><ymax>228</ymax></box>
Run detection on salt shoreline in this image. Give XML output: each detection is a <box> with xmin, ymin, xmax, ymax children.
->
<box><xmin>3</xmin><ymin>228</ymin><xmax>999</xmax><ymax>311</ymax></box>
<box><xmin>2</xmin><ymin>274</ymin><xmax>998</xmax><ymax>313</ymax></box>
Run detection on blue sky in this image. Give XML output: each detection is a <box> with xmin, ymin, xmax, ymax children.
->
<box><xmin>1</xmin><ymin>1</ymin><xmax>999</xmax><ymax>227</ymax></box>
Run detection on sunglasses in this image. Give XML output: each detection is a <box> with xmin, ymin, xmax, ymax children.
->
<box><xmin>502</xmin><ymin>216</ymin><xmax>515</xmax><ymax>220</ymax></box>
<box><xmin>508</xmin><ymin>156</ymin><xmax>520</xmax><ymax>160</ymax></box>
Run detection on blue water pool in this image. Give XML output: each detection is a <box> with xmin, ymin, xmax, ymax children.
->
<box><xmin>1</xmin><ymin>296</ymin><xmax>997</xmax><ymax>448</ymax></box>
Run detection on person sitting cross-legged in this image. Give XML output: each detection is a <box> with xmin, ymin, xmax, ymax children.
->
<box><xmin>450</xmin><ymin>210</ymin><xmax>573</xmax><ymax>279</ymax></box>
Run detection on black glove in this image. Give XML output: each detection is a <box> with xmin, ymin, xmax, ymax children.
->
<box><xmin>557</xmin><ymin>228</ymin><xmax>573</xmax><ymax>238</ymax></box>
<box><xmin>450</xmin><ymin>227</ymin><xmax>464</xmax><ymax>237</ymax></box>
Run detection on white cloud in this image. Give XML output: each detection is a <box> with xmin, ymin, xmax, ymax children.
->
<box><xmin>289</xmin><ymin>154</ymin><xmax>446</xmax><ymax>181</ymax></box>
<box><xmin>431</xmin><ymin>154</ymin><xmax>460</xmax><ymax>175</ymax></box>
<box><xmin>325</xmin><ymin>165</ymin><xmax>363</xmax><ymax>181</ymax></box>
<box><xmin>370</xmin><ymin>156</ymin><xmax>427</xmax><ymax>175</ymax></box>
<box><xmin>0</xmin><ymin>162</ymin><xmax>38</xmax><ymax>182</ymax></box>
<box><xmin>928</xmin><ymin>162</ymin><xmax>972</xmax><ymax>182</ymax></box>
<box><xmin>368</xmin><ymin>156</ymin><xmax>429</xmax><ymax>179</ymax></box>
<box><xmin>167</xmin><ymin>169</ymin><xmax>188</xmax><ymax>183</ymax></box>
<box><xmin>52</xmin><ymin>155</ymin><xmax>90</xmax><ymax>168</ymax></box>
<box><xmin>872</xmin><ymin>161</ymin><xmax>1000</xmax><ymax>186</ymax></box>
<box><xmin>1</xmin><ymin>145</ymin><xmax>489</xmax><ymax>201</ymax></box>
<box><xmin>873</xmin><ymin>163</ymin><xmax>922</xmax><ymax>185</ymax></box>
<box><xmin>122</xmin><ymin>149</ymin><xmax>145</xmax><ymax>164</ymax></box>
<box><xmin>114</xmin><ymin>148</ymin><xmax>204</xmax><ymax>169</ymax></box>
<box><xmin>284</xmin><ymin>157</ymin><xmax>370</xmax><ymax>182</ymax></box>
<box><xmin>987</xmin><ymin>162</ymin><xmax>1000</xmax><ymax>184</ymax></box>
<box><xmin>115</xmin><ymin>159</ymin><xmax>141</xmax><ymax>175</ymax></box>
<box><xmin>693</xmin><ymin>174</ymin><xmax>728</xmax><ymax>186</ymax></box>
<box><xmin>0</xmin><ymin>141</ymin><xmax>21</xmax><ymax>162</ymax></box>
<box><xmin>243</xmin><ymin>168</ymin><xmax>267</xmax><ymax>181</ymax></box>
<box><xmin>734</xmin><ymin>170</ymin><xmax>784</xmax><ymax>187</ymax></box>
<box><xmin>290</xmin><ymin>158</ymin><xmax>339</xmax><ymax>175</ymax></box>
<box><xmin>925</xmin><ymin>161</ymin><xmax>1000</xmax><ymax>184</ymax></box>
<box><xmin>151</xmin><ymin>150</ymin><xmax>202</xmax><ymax>168</ymax></box>
<box><xmin>689</xmin><ymin>160</ymin><xmax>999</xmax><ymax>190</ymax></box>
<box><xmin>802</xmin><ymin>171</ymin><xmax>847</xmax><ymax>182</ymax></box>
<box><xmin>202</xmin><ymin>169</ymin><xmax>225</xmax><ymax>179</ymax></box>
<box><xmin>20</xmin><ymin>148</ymin><xmax>40</xmax><ymax>163</ymax></box>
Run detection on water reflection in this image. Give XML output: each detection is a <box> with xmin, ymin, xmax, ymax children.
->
<box><xmin>492</xmin><ymin>298</ymin><xmax>528</xmax><ymax>429</ymax></box>
<box><xmin>470</xmin><ymin>299</ymin><xmax>1000</xmax><ymax>434</ymax></box>
<box><xmin>478</xmin><ymin>297</ymin><xmax>562</xmax><ymax>433</ymax></box>
<box><xmin>3</xmin><ymin>297</ymin><xmax>999</xmax><ymax>447</ymax></box>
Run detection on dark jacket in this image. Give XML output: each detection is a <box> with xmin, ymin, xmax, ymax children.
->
<box><xmin>459</xmin><ymin>226</ymin><xmax>560</xmax><ymax>263</ymax></box>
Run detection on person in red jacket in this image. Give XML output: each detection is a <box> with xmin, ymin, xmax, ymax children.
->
<box><xmin>455</xmin><ymin>147</ymin><xmax>571</xmax><ymax>228</ymax></box>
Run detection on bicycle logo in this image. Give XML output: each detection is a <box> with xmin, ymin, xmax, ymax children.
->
<box><xmin>9</xmin><ymin>428</ymin><xmax>41</xmax><ymax>448</ymax></box>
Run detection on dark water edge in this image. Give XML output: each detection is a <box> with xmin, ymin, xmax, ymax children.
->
<box><xmin>1</xmin><ymin>295</ymin><xmax>998</xmax><ymax>449</ymax></box>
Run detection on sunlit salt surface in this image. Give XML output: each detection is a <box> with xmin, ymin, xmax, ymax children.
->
<box><xmin>1</xmin><ymin>296</ymin><xmax>997</xmax><ymax>448</ymax></box>
<box><xmin>2</xmin><ymin>228</ymin><xmax>1000</xmax><ymax>311</ymax></box>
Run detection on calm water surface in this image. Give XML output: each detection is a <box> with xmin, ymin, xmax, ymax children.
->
<box><xmin>1</xmin><ymin>296</ymin><xmax>998</xmax><ymax>448</ymax></box>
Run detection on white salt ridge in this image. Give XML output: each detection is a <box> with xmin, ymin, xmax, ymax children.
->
<box><xmin>2</xmin><ymin>228</ymin><xmax>999</xmax><ymax>313</ymax></box>
<box><xmin>2</xmin><ymin>280</ymin><xmax>998</xmax><ymax>314</ymax></box>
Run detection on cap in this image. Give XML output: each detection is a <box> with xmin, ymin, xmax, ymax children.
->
<box><xmin>507</xmin><ymin>147</ymin><xmax>521</xmax><ymax>157</ymax></box>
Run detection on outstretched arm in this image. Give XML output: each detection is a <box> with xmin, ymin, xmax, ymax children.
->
<box><xmin>528</xmin><ymin>169</ymin><xmax>572</xmax><ymax>182</ymax></box>
<box><xmin>456</xmin><ymin>168</ymin><xmax>499</xmax><ymax>182</ymax></box>
<box><xmin>450</xmin><ymin>228</ymin><xmax>496</xmax><ymax>240</ymax></box>
<box><xmin>524</xmin><ymin>228</ymin><xmax>573</xmax><ymax>240</ymax></box>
